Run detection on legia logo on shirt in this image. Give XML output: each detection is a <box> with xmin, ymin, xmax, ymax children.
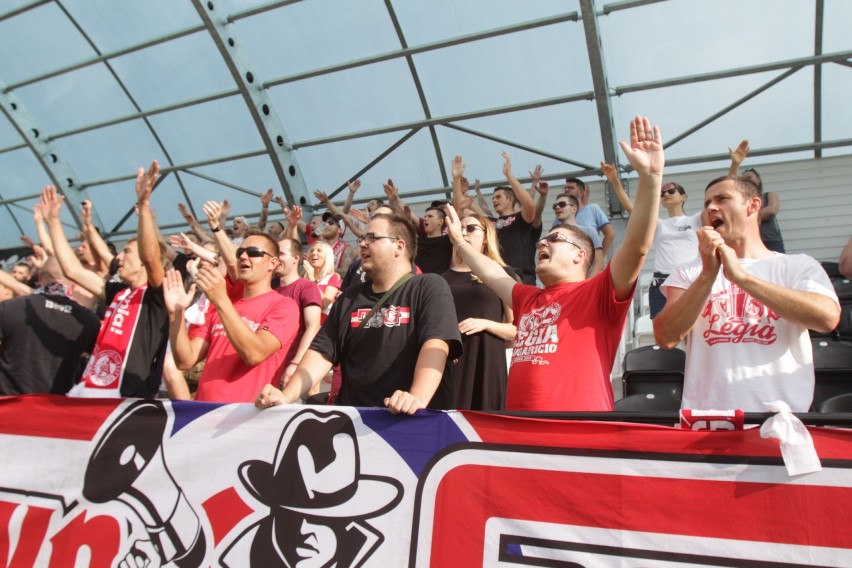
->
<box><xmin>512</xmin><ymin>303</ymin><xmax>561</xmax><ymax>364</ymax></box>
<box><xmin>701</xmin><ymin>284</ymin><xmax>779</xmax><ymax>345</ymax></box>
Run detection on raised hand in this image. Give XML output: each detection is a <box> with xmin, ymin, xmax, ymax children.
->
<box><xmin>40</xmin><ymin>185</ymin><xmax>64</xmax><ymax>220</ymax></box>
<box><xmin>536</xmin><ymin>180</ymin><xmax>549</xmax><ymax>195</ymax></box>
<box><xmin>347</xmin><ymin>179</ymin><xmax>361</xmax><ymax>194</ymax></box>
<box><xmin>600</xmin><ymin>161</ymin><xmax>618</xmax><ymax>183</ymax></box>
<box><xmin>28</xmin><ymin>244</ymin><xmax>47</xmax><ymax>269</ymax></box>
<box><xmin>284</xmin><ymin>204</ymin><xmax>302</xmax><ymax>226</ymax></box>
<box><xmin>618</xmin><ymin>116</ymin><xmax>664</xmax><ymax>176</ymax></box>
<box><xmin>220</xmin><ymin>199</ymin><xmax>232</xmax><ymax>220</ymax></box>
<box><xmin>274</xmin><ymin>195</ymin><xmax>287</xmax><ymax>210</ymax></box>
<box><xmin>80</xmin><ymin>200</ymin><xmax>93</xmax><ymax>226</ymax></box>
<box><xmin>260</xmin><ymin>188</ymin><xmax>273</xmax><ymax>206</ymax></box>
<box><xmin>313</xmin><ymin>189</ymin><xmax>330</xmax><ymax>204</ymax></box>
<box><xmin>473</xmin><ymin>179</ymin><xmax>482</xmax><ymax>195</ymax></box>
<box><xmin>444</xmin><ymin>204</ymin><xmax>465</xmax><ymax>246</ymax></box>
<box><xmin>460</xmin><ymin>176</ymin><xmax>470</xmax><ymax>193</ymax></box>
<box><xmin>163</xmin><ymin>268</ymin><xmax>196</xmax><ymax>315</ymax></box>
<box><xmin>135</xmin><ymin>161</ymin><xmax>160</xmax><ymax>204</ymax></box>
<box><xmin>501</xmin><ymin>151</ymin><xmax>513</xmax><ymax>178</ymax></box>
<box><xmin>202</xmin><ymin>201</ymin><xmax>222</xmax><ymax>226</ymax></box>
<box><xmin>529</xmin><ymin>164</ymin><xmax>543</xmax><ymax>184</ymax></box>
<box><xmin>168</xmin><ymin>232</ymin><xmax>192</xmax><ymax>251</ymax></box>
<box><xmin>451</xmin><ymin>155</ymin><xmax>465</xmax><ymax>179</ymax></box>
<box><xmin>383</xmin><ymin>179</ymin><xmax>399</xmax><ymax>201</ymax></box>
<box><xmin>729</xmin><ymin>139</ymin><xmax>750</xmax><ymax>166</ymax></box>
<box><xmin>194</xmin><ymin>263</ymin><xmax>227</xmax><ymax>305</ymax></box>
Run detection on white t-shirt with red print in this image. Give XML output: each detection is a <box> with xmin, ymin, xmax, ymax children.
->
<box><xmin>663</xmin><ymin>253</ymin><xmax>838</xmax><ymax>412</ymax></box>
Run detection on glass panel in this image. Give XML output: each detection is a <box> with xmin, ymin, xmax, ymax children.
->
<box><xmin>413</xmin><ymin>21</ymin><xmax>591</xmax><ymax>117</ymax></box>
<box><xmin>393</xmin><ymin>0</ymin><xmax>576</xmax><ymax>46</ymax></box>
<box><xmin>295</xmin><ymin>129</ymin><xmax>446</xmax><ymax>206</ymax></box>
<box><xmin>232</xmin><ymin>0</ymin><xmax>398</xmax><ymax>80</ymax></box>
<box><xmin>14</xmin><ymin>63</ymin><xmax>138</xmax><ymax>134</ymax></box>
<box><xmin>0</xmin><ymin>3</ymin><xmax>95</xmax><ymax>86</ymax></box>
<box><xmin>268</xmin><ymin>59</ymin><xmax>425</xmax><ymax>142</ymax></box>
<box><xmin>612</xmin><ymin>70</ymin><xmax>814</xmax><ymax>165</ymax></box>
<box><xmin>51</xmin><ymin>120</ymin><xmax>166</xmax><ymax>183</ymax></box>
<box><xmin>823</xmin><ymin>0</ymin><xmax>852</xmax><ymax>53</ymax></box>
<box><xmin>822</xmin><ymin>65</ymin><xmax>852</xmax><ymax>143</ymax></box>
<box><xmin>0</xmin><ymin>148</ymin><xmax>48</xmax><ymax>204</ymax></box>
<box><xmin>61</xmin><ymin>0</ymin><xmax>200</xmax><ymax>54</ymax></box>
<box><xmin>146</xmin><ymin>96</ymin><xmax>265</xmax><ymax>165</ymax></box>
<box><xmin>446</xmin><ymin>101</ymin><xmax>603</xmax><ymax>175</ymax></box>
<box><xmin>110</xmin><ymin>32</ymin><xmax>235</xmax><ymax>110</ymax></box>
<box><xmin>600</xmin><ymin>0</ymin><xmax>813</xmax><ymax>87</ymax></box>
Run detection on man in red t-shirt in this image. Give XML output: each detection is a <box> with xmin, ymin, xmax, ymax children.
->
<box><xmin>446</xmin><ymin>116</ymin><xmax>665</xmax><ymax>411</ymax></box>
<box><xmin>166</xmin><ymin>233</ymin><xmax>299</xmax><ymax>403</ymax></box>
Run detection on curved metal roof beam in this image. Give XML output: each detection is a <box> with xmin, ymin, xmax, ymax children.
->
<box><xmin>0</xmin><ymin>82</ymin><xmax>88</xmax><ymax>231</ymax></box>
<box><xmin>190</xmin><ymin>0</ymin><xmax>310</xmax><ymax>207</ymax></box>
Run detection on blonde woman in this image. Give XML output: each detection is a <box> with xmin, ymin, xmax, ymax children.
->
<box><xmin>442</xmin><ymin>213</ymin><xmax>517</xmax><ymax>410</ymax></box>
<box><xmin>303</xmin><ymin>241</ymin><xmax>341</xmax><ymax>320</ymax></box>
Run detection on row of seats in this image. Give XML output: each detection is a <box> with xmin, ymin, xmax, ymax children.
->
<box><xmin>615</xmin><ymin>340</ymin><xmax>852</xmax><ymax>413</ymax></box>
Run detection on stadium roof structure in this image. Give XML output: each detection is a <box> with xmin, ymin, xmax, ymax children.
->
<box><xmin>1</xmin><ymin>0</ymin><xmax>850</xmax><ymax>252</ymax></box>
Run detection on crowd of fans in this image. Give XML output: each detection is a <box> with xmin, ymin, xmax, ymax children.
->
<box><xmin>0</xmin><ymin>117</ymin><xmax>846</xmax><ymax>416</ymax></box>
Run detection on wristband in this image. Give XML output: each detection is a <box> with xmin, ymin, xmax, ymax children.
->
<box><xmin>211</xmin><ymin>226</ymin><xmax>221</xmax><ymax>232</ymax></box>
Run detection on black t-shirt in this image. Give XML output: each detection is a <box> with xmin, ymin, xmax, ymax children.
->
<box><xmin>415</xmin><ymin>234</ymin><xmax>453</xmax><ymax>274</ymax></box>
<box><xmin>495</xmin><ymin>211</ymin><xmax>541</xmax><ymax>284</ymax></box>
<box><xmin>310</xmin><ymin>273</ymin><xmax>463</xmax><ymax>409</ymax></box>
<box><xmin>0</xmin><ymin>293</ymin><xmax>101</xmax><ymax>395</ymax></box>
<box><xmin>103</xmin><ymin>281</ymin><xmax>169</xmax><ymax>398</ymax></box>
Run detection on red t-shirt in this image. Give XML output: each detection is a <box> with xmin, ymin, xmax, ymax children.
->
<box><xmin>276</xmin><ymin>278</ymin><xmax>322</xmax><ymax>366</ymax></box>
<box><xmin>191</xmin><ymin>290</ymin><xmax>299</xmax><ymax>403</ymax></box>
<box><xmin>507</xmin><ymin>266</ymin><xmax>632</xmax><ymax>411</ymax></box>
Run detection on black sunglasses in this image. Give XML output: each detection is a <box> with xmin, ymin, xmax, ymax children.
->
<box><xmin>661</xmin><ymin>188</ymin><xmax>682</xmax><ymax>197</ymax></box>
<box><xmin>235</xmin><ymin>246</ymin><xmax>274</xmax><ymax>259</ymax></box>
<box><xmin>552</xmin><ymin>201</ymin><xmax>574</xmax><ymax>210</ymax></box>
<box><xmin>538</xmin><ymin>232</ymin><xmax>582</xmax><ymax>249</ymax></box>
<box><xmin>460</xmin><ymin>224</ymin><xmax>484</xmax><ymax>233</ymax></box>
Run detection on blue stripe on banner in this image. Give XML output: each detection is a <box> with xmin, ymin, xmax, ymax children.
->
<box><xmin>170</xmin><ymin>400</ymin><xmax>227</xmax><ymax>436</ymax></box>
<box><xmin>359</xmin><ymin>409</ymin><xmax>468</xmax><ymax>476</ymax></box>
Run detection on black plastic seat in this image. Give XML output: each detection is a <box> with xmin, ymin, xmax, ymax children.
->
<box><xmin>614</xmin><ymin>393</ymin><xmax>682</xmax><ymax>411</ymax></box>
<box><xmin>822</xmin><ymin>261</ymin><xmax>843</xmax><ymax>280</ymax></box>
<box><xmin>819</xmin><ymin>393</ymin><xmax>852</xmax><ymax>413</ymax></box>
<box><xmin>622</xmin><ymin>345</ymin><xmax>685</xmax><ymax>399</ymax></box>
<box><xmin>832</xmin><ymin>278</ymin><xmax>852</xmax><ymax>303</ymax></box>
<box><xmin>811</xmin><ymin>339</ymin><xmax>852</xmax><ymax>410</ymax></box>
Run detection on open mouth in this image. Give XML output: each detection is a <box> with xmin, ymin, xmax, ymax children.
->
<box><xmin>710</xmin><ymin>219</ymin><xmax>723</xmax><ymax>229</ymax></box>
<box><xmin>538</xmin><ymin>250</ymin><xmax>550</xmax><ymax>261</ymax></box>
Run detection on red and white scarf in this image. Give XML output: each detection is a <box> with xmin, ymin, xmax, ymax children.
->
<box><xmin>68</xmin><ymin>284</ymin><xmax>147</xmax><ymax>398</ymax></box>
<box><xmin>332</xmin><ymin>240</ymin><xmax>348</xmax><ymax>268</ymax></box>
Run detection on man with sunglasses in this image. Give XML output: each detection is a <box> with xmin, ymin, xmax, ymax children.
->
<box><xmin>166</xmin><ymin>232</ymin><xmax>300</xmax><ymax>403</ymax></box>
<box><xmin>552</xmin><ymin>194</ymin><xmax>605</xmax><ymax>276</ymax></box>
<box><xmin>445</xmin><ymin>117</ymin><xmax>664</xmax><ymax>411</ymax></box>
<box><xmin>256</xmin><ymin>212</ymin><xmax>462</xmax><ymax>414</ymax></box>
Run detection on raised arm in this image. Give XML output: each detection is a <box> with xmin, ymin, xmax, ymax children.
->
<box><xmin>178</xmin><ymin>203</ymin><xmax>213</xmax><ymax>244</ymax></box>
<box><xmin>281</xmin><ymin>203</ymin><xmax>304</xmax><ymax>241</ymax></box>
<box><xmin>609</xmin><ymin>116</ymin><xmax>664</xmax><ymax>300</ymax></box>
<box><xmin>42</xmin><ymin>186</ymin><xmax>105</xmax><ymax>297</ymax></box>
<box><xmin>168</xmin><ymin>233</ymin><xmax>219</xmax><ymax>265</ymax></box>
<box><xmin>282</xmin><ymin>304</ymin><xmax>322</xmax><ymax>386</ymax></box>
<box><xmin>728</xmin><ymin>139</ymin><xmax>749</xmax><ymax>176</ymax></box>
<box><xmin>602</xmin><ymin>161</ymin><xmax>633</xmax><ymax>214</ymax></box>
<box><xmin>256</xmin><ymin>349</ymin><xmax>334</xmax><ymax>408</ymax></box>
<box><xmin>445</xmin><ymin>204</ymin><xmax>517</xmax><ymax>307</ymax></box>
<box><xmin>532</xmin><ymin>178</ymin><xmax>549</xmax><ymax>229</ymax></box>
<box><xmin>257</xmin><ymin>189</ymin><xmax>273</xmax><ymax>230</ymax></box>
<box><xmin>451</xmin><ymin>155</ymin><xmax>468</xmax><ymax>213</ymax></box>
<box><xmin>501</xmin><ymin>152</ymin><xmax>536</xmax><ymax>224</ymax></box>
<box><xmin>164</xmin><ymin>268</ymin><xmax>207</xmax><ymax>370</ymax></box>
<box><xmin>759</xmin><ymin>192</ymin><xmax>779</xmax><ymax>222</ymax></box>
<box><xmin>0</xmin><ymin>269</ymin><xmax>32</xmax><ymax>297</ymax></box>
<box><xmin>383</xmin><ymin>179</ymin><xmax>417</xmax><ymax>224</ymax></box>
<box><xmin>202</xmin><ymin>201</ymin><xmax>238</xmax><ymax>282</ymax></box>
<box><xmin>473</xmin><ymin>179</ymin><xmax>494</xmax><ymax>218</ymax></box>
<box><xmin>80</xmin><ymin>199</ymin><xmax>114</xmax><ymax>276</ymax></box>
<box><xmin>32</xmin><ymin>203</ymin><xmax>55</xmax><ymax>257</ymax></box>
<box><xmin>134</xmin><ymin>162</ymin><xmax>165</xmax><ymax>288</ymax></box>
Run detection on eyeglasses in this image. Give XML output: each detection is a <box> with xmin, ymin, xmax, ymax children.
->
<box><xmin>357</xmin><ymin>233</ymin><xmax>399</xmax><ymax>245</ymax></box>
<box><xmin>661</xmin><ymin>188</ymin><xmax>681</xmax><ymax>197</ymax></box>
<box><xmin>460</xmin><ymin>224</ymin><xmax>484</xmax><ymax>233</ymax></box>
<box><xmin>552</xmin><ymin>201</ymin><xmax>574</xmax><ymax>210</ymax></box>
<box><xmin>235</xmin><ymin>246</ymin><xmax>274</xmax><ymax>259</ymax></box>
<box><xmin>538</xmin><ymin>232</ymin><xmax>582</xmax><ymax>250</ymax></box>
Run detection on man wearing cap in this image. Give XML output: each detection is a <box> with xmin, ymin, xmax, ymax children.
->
<box><xmin>654</xmin><ymin>174</ymin><xmax>840</xmax><ymax>412</ymax></box>
<box><xmin>256</xmin><ymin>212</ymin><xmax>462</xmax><ymax>414</ymax></box>
<box><xmin>317</xmin><ymin>212</ymin><xmax>356</xmax><ymax>277</ymax></box>
<box><xmin>166</xmin><ymin>231</ymin><xmax>300</xmax><ymax>403</ymax></box>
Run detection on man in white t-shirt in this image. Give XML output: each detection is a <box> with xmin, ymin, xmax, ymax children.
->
<box><xmin>654</xmin><ymin>175</ymin><xmax>840</xmax><ymax>412</ymax></box>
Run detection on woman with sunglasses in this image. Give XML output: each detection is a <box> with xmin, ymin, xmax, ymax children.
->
<box><xmin>442</xmin><ymin>214</ymin><xmax>517</xmax><ymax>410</ymax></box>
<box><xmin>603</xmin><ymin>162</ymin><xmax>701</xmax><ymax>318</ymax></box>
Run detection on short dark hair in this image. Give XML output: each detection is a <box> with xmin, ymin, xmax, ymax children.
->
<box><xmin>564</xmin><ymin>177</ymin><xmax>586</xmax><ymax>191</ymax></box>
<box><xmin>552</xmin><ymin>225</ymin><xmax>595</xmax><ymax>273</ymax></box>
<box><xmin>244</xmin><ymin>228</ymin><xmax>280</xmax><ymax>256</ymax></box>
<box><xmin>425</xmin><ymin>206</ymin><xmax>446</xmax><ymax>218</ymax></box>
<box><xmin>371</xmin><ymin>213</ymin><xmax>417</xmax><ymax>261</ymax></box>
<box><xmin>741</xmin><ymin>168</ymin><xmax>763</xmax><ymax>193</ymax></box>
<box><xmin>556</xmin><ymin>193</ymin><xmax>580</xmax><ymax>208</ymax></box>
<box><xmin>705</xmin><ymin>175</ymin><xmax>761</xmax><ymax>199</ymax></box>
<box><xmin>492</xmin><ymin>186</ymin><xmax>516</xmax><ymax>203</ymax></box>
<box><xmin>663</xmin><ymin>182</ymin><xmax>686</xmax><ymax>194</ymax></box>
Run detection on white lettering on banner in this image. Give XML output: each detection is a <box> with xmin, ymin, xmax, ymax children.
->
<box><xmin>513</xmin><ymin>301</ymin><xmax>561</xmax><ymax>365</ymax></box>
